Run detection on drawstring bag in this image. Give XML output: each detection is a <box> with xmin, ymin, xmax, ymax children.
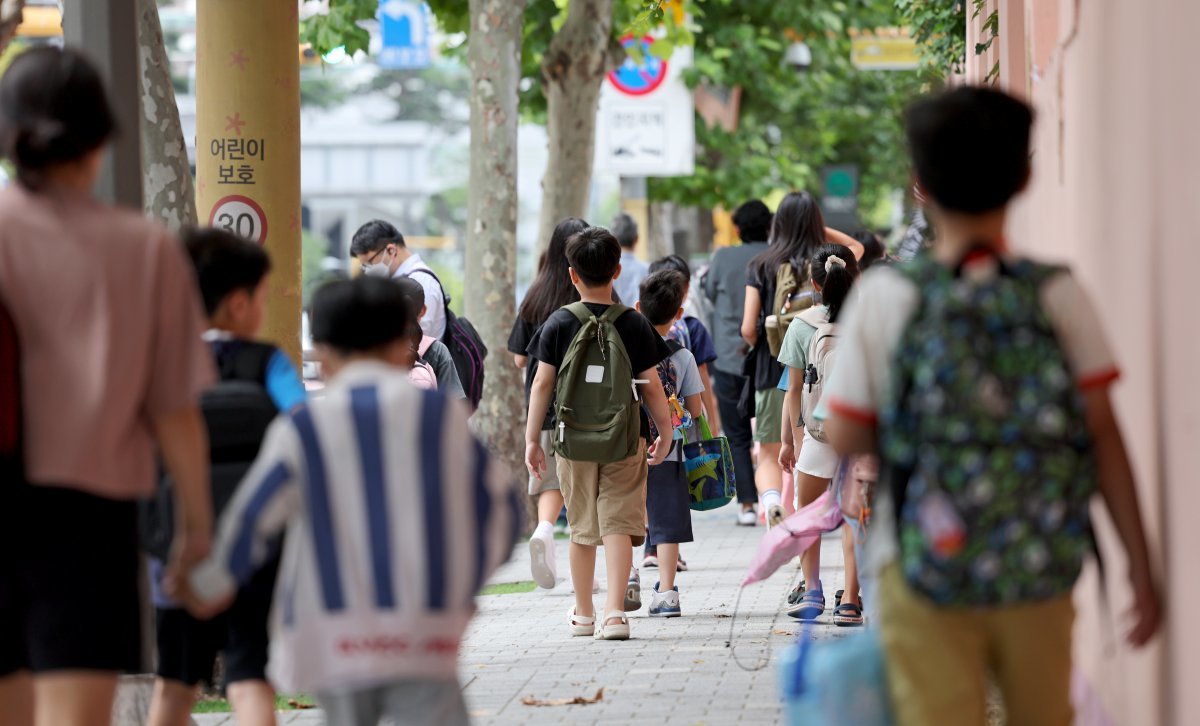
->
<box><xmin>681</xmin><ymin>415</ymin><xmax>735</xmax><ymax>511</ymax></box>
<box><xmin>779</xmin><ymin>626</ymin><xmax>894</xmax><ymax>726</ymax></box>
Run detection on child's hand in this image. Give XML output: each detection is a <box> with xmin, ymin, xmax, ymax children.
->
<box><xmin>166</xmin><ymin>572</ymin><xmax>233</xmax><ymax>621</ymax></box>
<box><xmin>647</xmin><ymin>435</ymin><xmax>669</xmax><ymax>466</ymax></box>
<box><xmin>525</xmin><ymin>440</ymin><xmax>546</xmax><ymax>479</ymax></box>
<box><xmin>779</xmin><ymin>442</ymin><xmax>796</xmax><ymax>473</ymax></box>
<box><xmin>1125</xmin><ymin>567</ymin><xmax>1162</xmax><ymax>648</ymax></box>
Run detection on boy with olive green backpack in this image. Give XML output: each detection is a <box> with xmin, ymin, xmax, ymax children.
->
<box><xmin>525</xmin><ymin>227</ymin><xmax>674</xmax><ymax>641</ymax></box>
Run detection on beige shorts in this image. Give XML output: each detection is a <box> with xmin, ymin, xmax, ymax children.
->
<box><xmin>528</xmin><ymin>430</ymin><xmax>561</xmax><ymax>496</ymax></box>
<box><xmin>556</xmin><ymin>443</ymin><xmax>647</xmax><ymax>547</ymax></box>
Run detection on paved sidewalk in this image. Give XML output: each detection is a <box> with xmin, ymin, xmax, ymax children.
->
<box><xmin>194</xmin><ymin>508</ymin><xmax>856</xmax><ymax>725</ymax></box>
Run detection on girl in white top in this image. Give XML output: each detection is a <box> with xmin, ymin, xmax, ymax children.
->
<box><xmin>777</xmin><ymin>243</ymin><xmax>862</xmax><ymax>623</ymax></box>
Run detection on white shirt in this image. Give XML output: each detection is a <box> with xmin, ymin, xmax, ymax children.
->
<box><xmin>394</xmin><ymin>253</ymin><xmax>446</xmax><ymax>339</ymax></box>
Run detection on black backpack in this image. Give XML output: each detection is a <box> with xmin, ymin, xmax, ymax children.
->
<box><xmin>409</xmin><ymin>268</ymin><xmax>488</xmax><ymax>410</ymax></box>
<box><xmin>0</xmin><ymin>298</ymin><xmax>21</xmax><ymax>485</ymax></box>
<box><xmin>140</xmin><ymin>342</ymin><xmax>279</xmax><ymax>560</ymax></box>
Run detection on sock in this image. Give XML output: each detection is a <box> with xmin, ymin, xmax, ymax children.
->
<box><xmin>760</xmin><ymin>489</ymin><xmax>782</xmax><ymax>511</ymax></box>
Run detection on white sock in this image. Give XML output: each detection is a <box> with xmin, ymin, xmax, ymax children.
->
<box><xmin>533</xmin><ymin>520</ymin><xmax>553</xmax><ymax>537</ymax></box>
<box><xmin>760</xmin><ymin>489</ymin><xmax>782</xmax><ymax>511</ymax></box>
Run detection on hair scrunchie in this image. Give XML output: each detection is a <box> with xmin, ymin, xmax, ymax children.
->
<box><xmin>824</xmin><ymin>255</ymin><xmax>847</xmax><ymax>273</ymax></box>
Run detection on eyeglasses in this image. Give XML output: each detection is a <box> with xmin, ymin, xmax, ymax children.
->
<box><xmin>365</xmin><ymin>247</ymin><xmax>390</xmax><ymax>266</ymax></box>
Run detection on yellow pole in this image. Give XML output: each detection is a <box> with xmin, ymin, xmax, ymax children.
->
<box><xmin>196</xmin><ymin>0</ymin><xmax>302</xmax><ymax>364</ymax></box>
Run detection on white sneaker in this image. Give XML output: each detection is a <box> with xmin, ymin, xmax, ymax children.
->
<box><xmin>648</xmin><ymin>583</ymin><xmax>682</xmax><ymax>618</ymax></box>
<box><xmin>737</xmin><ymin>508</ymin><xmax>758</xmax><ymax>526</ymax></box>
<box><xmin>766</xmin><ymin>504</ymin><xmax>786</xmax><ymax>529</ymax></box>
<box><xmin>529</xmin><ymin>523</ymin><xmax>557</xmax><ymax>589</ymax></box>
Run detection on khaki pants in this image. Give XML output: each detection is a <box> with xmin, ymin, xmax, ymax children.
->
<box><xmin>556</xmin><ymin>444</ymin><xmax>647</xmax><ymax>547</ymax></box>
<box><xmin>878</xmin><ymin>565</ymin><xmax>1075</xmax><ymax>726</ymax></box>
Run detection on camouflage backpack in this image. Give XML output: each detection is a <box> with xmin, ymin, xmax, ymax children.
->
<box><xmin>879</xmin><ymin>253</ymin><xmax>1097</xmax><ymax>606</ymax></box>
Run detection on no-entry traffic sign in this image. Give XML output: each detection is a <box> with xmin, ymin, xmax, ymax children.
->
<box><xmin>608</xmin><ymin>35</ymin><xmax>669</xmax><ymax>96</ymax></box>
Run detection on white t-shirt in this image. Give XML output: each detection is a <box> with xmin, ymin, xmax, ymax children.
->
<box><xmin>824</xmin><ymin>262</ymin><xmax>1121</xmax><ymax>569</ymax></box>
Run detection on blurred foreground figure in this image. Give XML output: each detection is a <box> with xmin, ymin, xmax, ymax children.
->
<box><xmin>824</xmin><ymin>86</ymin><xmax>1161</xmax><ymax>726</ymax></box>
<box><xmin>0</xmin><ymin>47</ymin><xmax>214</xmax><ymax>725</ymax></box>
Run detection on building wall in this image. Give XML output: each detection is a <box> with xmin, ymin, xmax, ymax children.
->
<box><xmin>968</xmin><ymin>1</ymin><xmax>1200</xmax><ymax>723</ymax></box>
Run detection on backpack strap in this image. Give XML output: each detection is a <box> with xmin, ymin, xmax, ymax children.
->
<box><xmin>418</xmin><ymin>335</ymin><xmax>437</xmax><ymax>359</ymax></box>
<box><xmin>408</xmin><ymin>267</ymin><xmax>453</xmax><ymax>316</ymax></box>
<box><xmin>663</xmin><ymin>338</ymin><xmax>684</xmax><ymax>355</ymax></box>
<box><xmin>598</xmin><ymin>304</ymin><xmax>629</xmax><ymax>325</ymax></box>
<box><xmin>564</xmin><ymin>301</ymin><xmax>594</xmax><ymax>325</ymax></box>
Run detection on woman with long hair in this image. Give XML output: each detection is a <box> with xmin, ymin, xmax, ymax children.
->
<box><xmin>740</xmin><ymin>191</ymin><xmax>862</xmax><ymax>527</ymax></box>
<box><xmin>508</xmin><ymin>217</ymin><xmax>589</xmax><ymax>590</ymax></box>
<box><xmin>0</xmin><ymin>48</ymin><xmax>213</xmax><ymax>724</ymax></box>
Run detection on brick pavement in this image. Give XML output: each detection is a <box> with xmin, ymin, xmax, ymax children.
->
<box><xmin>194</xmin><ymin>508</ymin><xmax>856</xmax><ymax>725</ymax></box>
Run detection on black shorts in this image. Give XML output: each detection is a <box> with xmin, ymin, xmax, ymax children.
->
<box><xmin>0</xmin><ymin>483</ymin><xmax>142</xmax><ymax>676</ymax></box>
<box><xmin>645</xmin><ymin>456</ymin><xmax>694</xmax><ymax>547</ymax></box>
<box><xmin>155</xmin><ymin>549</ymin><xmax>280</xmax><ymax>687</ymax></box>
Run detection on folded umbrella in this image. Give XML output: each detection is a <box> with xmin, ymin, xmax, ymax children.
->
<box><xmin>742</xmin><ymin>489</ymin><xmax>845</xmax><ymax>587</ymax></box>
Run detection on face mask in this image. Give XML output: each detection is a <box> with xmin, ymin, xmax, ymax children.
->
<box><xmin>362</xmin><ymin>248</ymin><xmax>393</xmax><ymax>278</ymax></box>
<box><xmin>363</xmin><ymin>262</ymin><xmax>391</xmax><ymax>278</ymax></box>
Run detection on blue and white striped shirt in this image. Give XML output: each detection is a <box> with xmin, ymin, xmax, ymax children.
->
<box><xmin>191</xmin><ymin>361</ymin><xmax>521</xmax><ymax>692</ymax></box>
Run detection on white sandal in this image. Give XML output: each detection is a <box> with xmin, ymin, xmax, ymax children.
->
<box><xmin>594</xmin><ymin>610</ymin><xmax>630</xmax><ymax>641</ymax></box>
<box><xmin>568</xmin><ymin>607</ymin><xmax>595</xmax><ymax>637</ymax></box>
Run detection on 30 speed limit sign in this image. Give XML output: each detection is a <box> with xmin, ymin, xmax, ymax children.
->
<box><xmin>209</xmin><ymin>195</ymin><xmax>268</xmax><ymax>245</ymax></box>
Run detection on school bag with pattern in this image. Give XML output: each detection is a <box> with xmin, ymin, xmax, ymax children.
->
<box><xmin>879</xmin><ymin>252</ymin><xmax>1097</xmax><ymax>606</ymax></box>
<box><xmin>552</xmin><ymin>303</ymin><xmax>642</xmax><ymax>463</ymax></box>
<box><xmin>765</xmin><ymin>262</ymin><xmax>819</xmax><ymax>358</ymax></box>
<box><xmin>797</xmin><ymin>306</ymin><xmax>836</xmax><ymax>444</ymax></box>
<box><xmin>646</xmin><ymin>338</ymin><xmax>687</xmax><ymax>442</ymax></box>
<box><xmin>682</xmin><ymin>416</ymin><xmax>735</xmax><ymax>511</ymax></box>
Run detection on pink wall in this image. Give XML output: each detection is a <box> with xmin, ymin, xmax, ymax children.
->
<box><xmin>968</xmin><ymin>0</ymin><xmax>1200</xmax><ymax>722</ymax></box>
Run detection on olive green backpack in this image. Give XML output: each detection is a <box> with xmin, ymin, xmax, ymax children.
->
<box><xmin>552</xmin><ymin>303</ymin><xmax>643</xmax><ymax>463</ymax></box>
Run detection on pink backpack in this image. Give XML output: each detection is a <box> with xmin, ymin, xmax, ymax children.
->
<box><xmin>409</xmin><ymin>336</ymin><xmax>438</xmax><ymax>391</ymax></box>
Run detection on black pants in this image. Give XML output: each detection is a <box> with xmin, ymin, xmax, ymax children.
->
<box><xmin>713</xmin><ymin>369</ymin><xmax>757</xmax><ymax>504</ymax></box>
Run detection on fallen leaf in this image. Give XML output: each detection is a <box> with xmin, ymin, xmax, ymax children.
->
<box><xmin>693</xmin><ymin>659</ymin><xmax>704</xmax><ymax>664</ymax></box>
<box><xmin>521</xmin><ymin>688</ymin><xmax>605</xmax><ymax>707</ymax></box>
<box><xmin>773</xmin><ymin>630</ymin><xmax>794</xmax><ymax>635</ymax></box>
<box><xmin>287</xmin><ymin>699</ymin><xmax>316</xmax><ymax>710</ymax></box>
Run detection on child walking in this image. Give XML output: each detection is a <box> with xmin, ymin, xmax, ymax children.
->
<box><xmin>635</xmin><ymin>270</ymin><xmax>707</xmax><ymax>617</ymax></box>
<box><xmin>149</xmin><ymin>228</ymin><xmax>306</xmax><ymax>726</ymax></box>
<box><xmin>524</xmin><ymin>227</ymin><xmax>674</xmax><ymax>641</ymax></box>
<box><xmin>776</xmin><ymin>244</ymin><xmax>862</xmax><ymax>624</ymax></box>
<box><xmin>174</xmin><ymin>277</ymin><xmax>521</xmax><ymax>726</ymax></box>
<box><xmin>824</xmin><ymin>86</ymin><xmax>1160</xmax><ymax>725</ymax></box>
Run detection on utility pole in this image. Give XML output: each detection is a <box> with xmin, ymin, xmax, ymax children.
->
<box><xmin>196</xmin><ymin>0</ymin><xmax>302</xmax><ymax>363</ymax></box>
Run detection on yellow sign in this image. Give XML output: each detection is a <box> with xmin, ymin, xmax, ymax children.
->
<box><xmin>16</xmin><ymin>6</ymin><xmax>62</xmax><ymax>38</ymax></box>
<box><xmin>197</xmin><ymin>0</ymin><xmax>302</xmax><ymax>363</ymax></box>
<box><xmin>851</xmin><ymin>28</ymin><xmax>919</xmax><ymax>71</ymax></box>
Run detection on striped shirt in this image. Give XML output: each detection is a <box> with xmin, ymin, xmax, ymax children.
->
<box><xmin>190</xmin><ymin>361</ymin><xmax>521</xmax><ymax>692</ymax></box>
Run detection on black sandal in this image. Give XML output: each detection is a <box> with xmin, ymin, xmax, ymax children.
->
<box><xmin>832</xmin><ymin>601</ymin><xmax>864</xmax><ymax>627</ymax></box>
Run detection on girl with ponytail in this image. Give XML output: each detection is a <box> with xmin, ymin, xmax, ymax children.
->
<box><xmin>775</xmin><ymin>243</ymin><xmax>864</xmax><ymax>624</ymax></box>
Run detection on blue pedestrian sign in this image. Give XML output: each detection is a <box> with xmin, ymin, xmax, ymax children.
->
<box><xmin>608</xmin><ymin>35</ymin><xmax>669</xmax><ymax>96</ymax></box>
<box><xmin>378</xmin><ymin>0</ymin><xmax>433</xmax><ymax>70</ymax></box>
